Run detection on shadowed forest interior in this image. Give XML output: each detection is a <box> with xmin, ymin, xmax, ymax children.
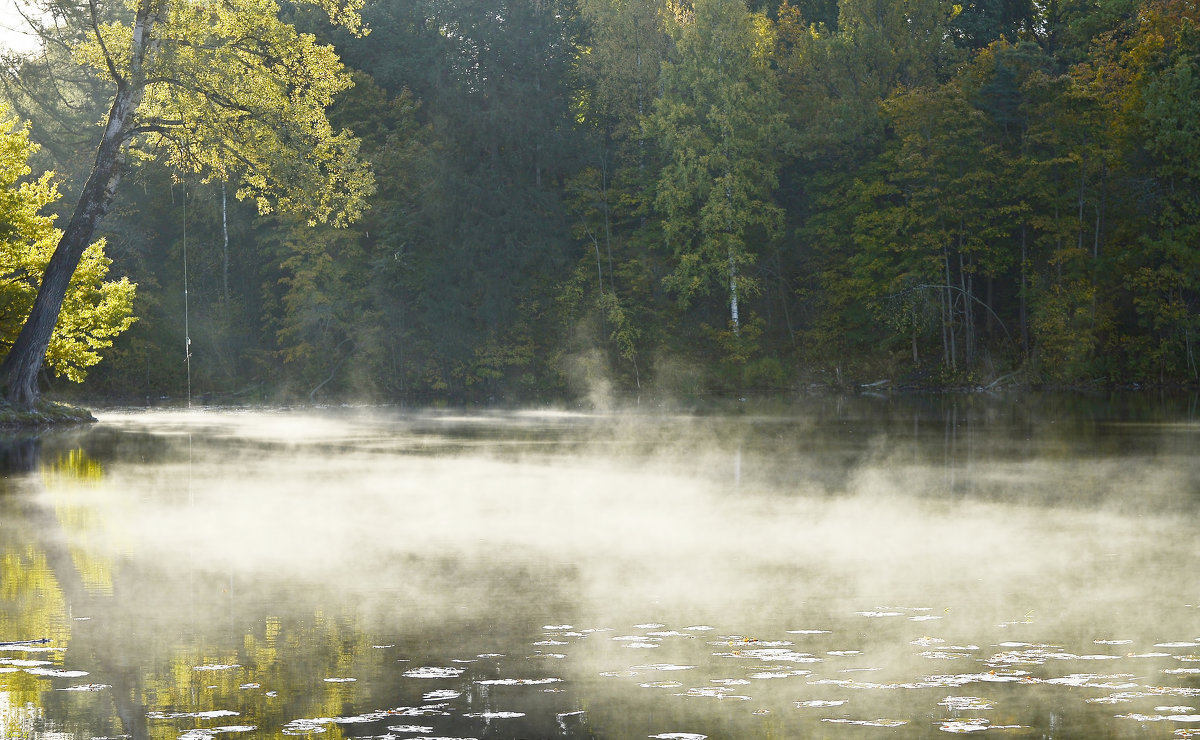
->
<box><xmin>3</xmin><ymin>0</ymin><xmax>1200</xmax><ymax>403</ymax></box>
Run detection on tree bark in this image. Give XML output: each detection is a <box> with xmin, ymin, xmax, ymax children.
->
<box><xmin>0</xmin><ymin>0</ymin><xmax>158</xmax><ymax>408</ymax></box>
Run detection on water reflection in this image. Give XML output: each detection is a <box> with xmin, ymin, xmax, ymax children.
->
<box><xmin>1</xmin><ymin>395</ymin><xmax>1198</xmax><ymax>738</ymax></box>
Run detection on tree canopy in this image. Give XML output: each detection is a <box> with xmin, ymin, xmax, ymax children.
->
<box><xmin>3</xmin><ymin>0</ymin><xmax>1200</xmax><ymax>405</ymax></box>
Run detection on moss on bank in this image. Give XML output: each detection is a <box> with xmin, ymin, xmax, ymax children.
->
<box><xmin>0</xmin><ymin>399</ymin><xmax>96</xmax><ymax>428</ymax></box>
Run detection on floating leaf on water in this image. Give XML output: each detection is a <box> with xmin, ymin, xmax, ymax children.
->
<box><xmin>56</xmin><ymin>684</ymin><xmax>110</xmax><ymax>692</ymax></box>
<box><xmin>857</xmin><ymin>611</ymin><xmax>903</xmax><ymax>618</ymax></box>
<box><xmin>600</xmin><ymin>671</ymin><xmax>638</xmax><ymax>678</ymax></box>
<box><xmin>1157</xmin><ymin>642</ymin><xmax>1200</xmax><ymax>648</ymax></box>
<box><xmin>178</xmin><ymin>727</ymin><xmax>257</xmax><ymax>740</ymax></box>
<box><xmin>631</xmin><ymin>664</ymin><xmax>696</xmax><ymax>672</ymax></box>
<box><xmin>475</xmin><ymin>677</ymin><xmax>561</xmax><ymax>685</ymax></box>
<box><xmin>194</xmin><ymin>664</ymin><xmax>241</xmax><ymax>671</ymax></box>
<box><xmin>921</xmin><ymin>672</ymin><xmax>1029</xmax><ymax>688</ymax></box>
<box><xmin>827</xmin><ymin>650</ymin><xmax>861</xmax><ymax>656</ymax></box>
<box><xmin>477</xmin><ymin>653</ymin><xmax>505</xmax><ymax>659</ymax></box>
<box><xmin>265</xmin><ymin>691</ymin><xmax>277</xmax><ymax>698</ymax></box>
<box><xmin>912</xmin><ymin>637</ymin><xmax>946</xmax><ymax>647</ymax></box>
<box><xmin>323</xmin><ymin>677</ymin><xmax>356</xmax><ymax>683</ymax></box>
<box><xmin>939</xmin><ymin>696</ymin><xmax>994</xmax><ymax>711</ymax></box>
<box><xmin>452</xmin><ymin>659</ymin><xmax>477</xmax><ymax>663</ymax></box>
<box><xmin>463</xmin><ymin>711</ymin><xmax>524</xmax><ymax>719</ymax></box>
<box><xmin>635</xmin><ymin>623</ymin><xmax>666</xmax><ymax>629</ymax></box>
<box><xmin>26</xmin><ymin>668</ymin><xmax>89</xmax><ymax>678</ymax></box>
<box><xmin>640</xmin><ymin>681</ymin><xmax>684</xmax><ymax>689</ymax></box>
<box><xmin>920</xmin><ymin>651</ymin><xmax>974</xmax><ymax>661</ymax></box>
<box><xmin>787</xmin><ymin>630</ymin><xmax>832</xmax><ymax>635</ymax></box>
<box><xmin>910</xmin><ymin>615</ymin><xmax>944</xmax><ymax>622</ymax></box>
<box><xmin>623</xmin><ymin>642</ymin><xmax>662</xmax><ymax>649</ymax></box>
<box><xmin>392</xmin><ymin>703</ymin><xmax>453</xmax><ymax>716</ymax></box>
<box><xmin>938</xmin><ymin>718</ymin><xmax>991</xmax><ymax>733</ymax></box>
<box><xmin>648</xmin><ymin>733</ymin><xmax>707</xmax><ymax>739</ymax></box>
<box><xmin>533</xmin><ymin>640</ymin><xmax>567</xmax><ymax>646</ymax></box>
<box><xmin>752</xmin><ymin>709</ymin><xmax>770</xmax><ymax>715</ymax></box>
<box><xmin>423</xmin><ymin>689</ymin><xmax>462</xmax><ymax>702</ymax></box>
<box><xmin>1131</xmin><ymin>653</ymin><xmax>1173</xmax><ymax>658</ymax></box>
<box><xmin>1156</xmin><ymin>706</ymin><xmax>1196</xmax><ymax>713</ymax></box>
<box><xmin>795</xmin><ymin>700</ymin><xmax>846</xmax><ymax>708</ymax></box>
<box><xmin>685</xmin><ymin>626</ymin><xmax>715</xmax><ymax>632</ymax></box>
<box><xmin>1164</xmin><ymin>669</ymin><xmax>1200</xmax><ymax>675</ymax></box>
<box><xmin>404</xmin><ymin>667</ymin><xmax>465</xmax><ymax>679</ymax></box>
<box><xmin>372</xmin><ymin>644</ymin><xmax>395</xmax><ymax>649</ymax></box>
<box><xmin>149</xmin><ymin>710</ymin><xmax>240</xmax><ymax>720</ymax></box>
<box><xmin>1</xmin><ymin>659</ymin><xmax>51</xmax><ymax>667</ymax></box>
<box><xmin>0</xmin><ymin>667</ymin><xmax>17</xmax><ymax>673</ymax></box>
<box><xmin>543</xmin><ymin>625</ymin><xmax>573</xmax><ymax>630</ymax></box>
<box><xmin>749</xmin><ymin>671</ymin><xmax>798</xmax><ymax>679</ymax></box>
<box><xmin>1086</xmin><ymin>692</ymin><xmax>1150</xmax><ymax>704</ymax></box>
<box><xmin>387</xmin><ymin>725</ymin><xmax>434</xmax><ymax>733</ymax></box>
<box><xmin>821</xmin><ymin>718</ymin><xmax>907</xmax><ymax>727</ymax></box>
<box><xmin>1044</xmin><ymin>674</ymin><xmax>1137</xmax><ymax>688</ymax></box>
<box><xmin>239</xmin><ymin>683</ymin><xmax>261</xmax><ymax>689</ymax></box>
<box><xmin>1094</xmin><ymin>640</ymin><xmax>1133</xmax><ymax>645</ymax></box>
<box><xmin>583</xmin><ymin>628</ymin><xmax>615</xmax><ymax>633</ymax></box>
<box><xmin>532</xmin><ymin>653</ymin><xmax>566</xmax><ymax>659</ymax></box>
<box><xmin>719</xmin><ymin>648</ymin><xmax>820</xmax><ymax>663</ymax></box>
<box><xmin>675</xmin><ymin>687</ymin><xmax>751</xmax><ymax>700</ymax></box>
<box><xmin>614</xmin><ymin>635</ymin><xmax>662</xmax><ymax>642</ymax></box>
<box><xmin>648</xmin><ymin>631</ymin><xmax>692</xmax><ymax>638</ymax></box>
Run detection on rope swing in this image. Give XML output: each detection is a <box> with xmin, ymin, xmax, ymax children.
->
<box><xmin>182</xmin><ymin>181</ymin><xmax>192</xmax><ymax>408</ymax></box>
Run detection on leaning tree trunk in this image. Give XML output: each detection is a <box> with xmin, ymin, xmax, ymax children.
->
<box><xmin>0</xmin><ymin>88</ymin><xmax>149</xmax><ymax>406</ymax></box>
<box><xmin>0</xmin><ymin>96</ymin><xmax>133</xmax><ymax>406</ymax></box>
<box><xmin>0</xmin><ymin>0</ymin><xmax>159</xmax><ymax>408</ymax></box>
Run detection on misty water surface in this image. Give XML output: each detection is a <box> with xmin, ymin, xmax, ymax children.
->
<box><xmin>1</xmin><ymin>394</ymin><xmax>1198</xmax><ymax>739</ymax></box>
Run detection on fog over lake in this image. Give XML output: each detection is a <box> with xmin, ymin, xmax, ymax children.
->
<box><xmin>2</xmin><ymin>394</ymin><xmax>1198</xmax><ymax>738</ymax></box>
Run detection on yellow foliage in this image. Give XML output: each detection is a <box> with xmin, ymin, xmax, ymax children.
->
<box><xmin>74</xmin><ymin>0</ymin><xmax>375</xmax><ymax>227</ymax></box>
<box><xmin>0</xmin><ymin>108</ymin><xmax>137</xmax><ymax>382</ymax></box>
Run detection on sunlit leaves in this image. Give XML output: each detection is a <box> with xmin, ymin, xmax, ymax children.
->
<box><xmin>70</xmin><ymin>0</ymin><xmax>375</xmax><ymax>227</ymax></box>
<box><xmin>0</xmin><ymin>108</ymin><xmax>136</xmax><ymax>382</ymax></box>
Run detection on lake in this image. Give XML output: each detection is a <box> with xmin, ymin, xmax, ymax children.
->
<box><xmin>1</xmin><ymin>394</ymin><xmax>1198</xmax><ymax>739</ymax></box>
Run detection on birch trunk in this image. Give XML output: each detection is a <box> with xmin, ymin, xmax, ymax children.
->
<box><xmin>729</xmin><ymin>253</ymin><xmax>740</xmax><ymax>334</ymax></box>
<box><xmin>0</xmin><ymin>0</ymin><xmax>158</xmax><ymax>408</ymax></box>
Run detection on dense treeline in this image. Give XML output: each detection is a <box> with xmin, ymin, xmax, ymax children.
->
<box><xmin>5</xmin><ymin>0</ymin><xmax>1200</xmax><ymax>403</ymax></box>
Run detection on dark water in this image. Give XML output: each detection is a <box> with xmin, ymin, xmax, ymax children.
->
<box><xmin>1</xmin><ymin>394</ymin><xmax>1198</xmax><ymax>739</ymax></box>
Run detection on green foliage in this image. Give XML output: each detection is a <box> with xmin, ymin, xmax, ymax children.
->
<box><xmin>6</xmin><ymin>0</ymin><xmax>1200</xmax><ymax>403</ymax></box>
<box><xmin>650</xmin><ymin>0</ymin><xmax>787</xmax><ymax>330</ymax></box>
<box><xmin>0</xmin><ymin>109</ymin><xmax>135</xmax><ymax>383</ymax></box>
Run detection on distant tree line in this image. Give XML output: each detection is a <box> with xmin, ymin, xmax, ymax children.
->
<box><xmin>4</xmin><ymin>0</ymin><xmax>1200</xmax><ymax>403</ymax></box>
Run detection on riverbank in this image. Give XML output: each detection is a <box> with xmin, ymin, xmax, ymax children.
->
<box><xmin>0</xmin><ymin>399</ymin><xmax>96</xmax><ymax>428</ymax></box>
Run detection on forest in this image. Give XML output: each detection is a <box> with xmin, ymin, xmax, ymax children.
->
<box><xmin>2</xmin><ymin>0</ymin><xmax>1200</xmax><ymax>405</ymax></box>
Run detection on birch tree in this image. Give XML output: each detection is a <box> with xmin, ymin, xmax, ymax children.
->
<box><xmin>0</xmin><ymin>0</ymin><xmax>373</xmax><ymax>408</ymax></box>
<box><xmin>650</xmin><ymin>0</ymin><xmax>786</xmax><ymax>335</ymax></box>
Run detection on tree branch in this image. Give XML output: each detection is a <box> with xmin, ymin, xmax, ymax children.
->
<box><xmin>88</xmin><ymin>0</ymin><xmax>124</xmax><ymax>86</ymax></box>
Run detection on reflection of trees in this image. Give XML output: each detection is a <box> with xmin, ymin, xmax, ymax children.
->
<box><xmin>4</xmin><ymin>426</ymin><xmax>589</xmax><ymax>739</ymax></box>
<box><xmin>0</xmin><ymin>435</ymin><xmax>42</xmax><ymax>474</ymax></box>
<box><xmin>0</xmin><ymin>547</ymin><xmax>72</xmax><ymax>738</ymax></box>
